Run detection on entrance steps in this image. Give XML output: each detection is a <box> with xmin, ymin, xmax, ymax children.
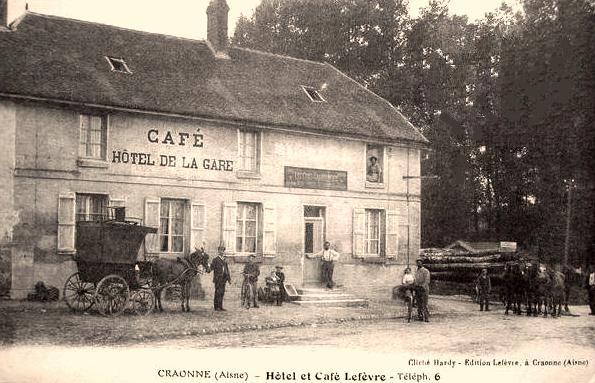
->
<box><xmin>291</xmin><ymin>287</ymin><xmax>368</xmax><ymax>307</ymax></box>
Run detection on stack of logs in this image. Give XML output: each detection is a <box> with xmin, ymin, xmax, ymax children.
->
<box><xmin>420</xmin><ymin>251</ymin><xmax>519</xmax><ymax>283</ymax></box>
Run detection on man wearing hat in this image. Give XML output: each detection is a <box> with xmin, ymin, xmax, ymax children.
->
<box><xmin>242</xmin><ymin>254</ymin><xmax>260</xmax><ymax>308</ymax></box>
<box><xmin>274</xmin><ymin>265</ymin><xmax>287</xmax><ymax>305</ymax></box>
<box><xmin>312</xmin><ymin>241</ymin><xmax>340</xmax><ymax>289</ymax></box>
<box><xmin>414</xmin><ymin>259</ymin><xmax>430</xmax><ymax>322</ymax></box>
<box><xmin>210</xmin><ymin>244</ymin><xmax>231</xmax><ymax>311</ymax></box>
<box><xmin>475</xmin><ymin>268</ymin><xmax>492</xmax><ymax>311</ymax></box>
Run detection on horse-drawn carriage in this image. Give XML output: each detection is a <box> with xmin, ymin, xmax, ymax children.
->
<box><xmin>63</xmin><ymin>208</ymin><xmax>210</xmax><ymax>315</ymax></box>
<box><xmin>63</xmin><ymin>209</ymin><xmax>158</xmax><ymax>316</ymax></box>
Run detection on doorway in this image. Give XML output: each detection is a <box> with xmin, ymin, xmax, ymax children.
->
<box><xmin>303</xmin><ymin>206</ymin><xmax>325</xmax><ymax>284</ymax></box>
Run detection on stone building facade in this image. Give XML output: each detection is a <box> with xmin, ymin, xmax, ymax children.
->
<box><xmin>0</xmin><ymin>0</ymin><xmax>427</xmax><ymax>299</ymax></box>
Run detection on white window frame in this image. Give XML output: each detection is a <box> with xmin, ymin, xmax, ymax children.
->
<box><xmin>301</xmin><ymin>85</ymin><xmax>326</xmax><ymax>103</ymax></box>
<box><xmin>236</xmin><ymin>202</ymin><xmax>261</xmax><ymax>255</ymax></box>
<box><xmin>75</xmin><ymin>193</ymin><xmax>109</xmax><ymax>222</ymax></box>
<box><xmin>237</xmin><ymin>129</ymin><xmax>262</xmax><ymax>176</ymax></box>
<box><xmin>79</xmin><ymin>113</ymin><xmax>108</xmax><ymax>166</ymax></box>
<box><xmin>105</xmin><ymin>56</ymin><xmax>133</xmax><ymax>74</ymax></box>
<box><xmin>159</xmin><ymin>198</ymin><xmax>187</xmax><ymax>254</ymax></box>
<box><xmin>364</xmin><ymin>209</ymin><xmax>384</xmax><ymax>256</ymax></box>
<box><xmin>364</xmin><ymin>144</ymin><xmax>386</xmax><ymax>188</ymax></box>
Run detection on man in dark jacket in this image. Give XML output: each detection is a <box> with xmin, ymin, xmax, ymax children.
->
<box><xmin>414</xmin><ymin>259</ymin><xmax>431</xmax><ymax>322</ymax></box>
<box><xmin>476</xmin><ymin>268</ymin><xmax>492</xmax><ymax>311</ymax></box>
<box><xmin>243</xmin><ymin>254</ymin><xmax>260</xmax><ymax>308</ymax></box>
<box><xmin>210</xmin><ymin>245</ymin><xmax>231</xmax><ymax>311</ymax></box>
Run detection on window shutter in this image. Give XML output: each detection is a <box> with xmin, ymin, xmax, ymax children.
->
<box><xmin>397</xmin><ymin>215</ymin><xmax>410</xmax><ymax>264</ymax></box>
<box><xmin>221</xmin><ymin>202</ymin><xmax>237</xmax><ymax>255</ymax></box>
<box><xmin>144</xmin><ymin>198</ymin><xmax>160</xmax><ymax>255</ymax></box>
<box><xmin>190</xmin><ymin>202</ymin><xmax>206</xmax><ymax>252</ymax></box>
<box><xmin>386</xmin><ymin>210</ymin><xmax>398</xmax><ymax>258</ymax></box>
<box><xmin>57</xmin><ymin>193</ymin><xmax>76</xmax><ymax>253</ymax></box>
<box><xmin>352</xmin><ymin>208</ymin><xmax>366</xmax><ymax>257</ymax></box>
<box><xmin>263</xmin><ymin>202</ymin><xmax>276</xmax><ymax>256</ymax></box>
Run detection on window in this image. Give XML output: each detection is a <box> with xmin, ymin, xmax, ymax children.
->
<box><xmin>302</xmin><ymin>86</ymin><xmax>325</xmax><ymax>102</ymax></box>
<box><xmin>79</xmin><ymin>114</ymin><xmax>107</xmax><ymax>160</ymax></box>
<box><xmin>159</xmin><ymin>199</ymin><xmax>186</xmax><ymax>253</ymax></box>
<box><xmin>304</xmin><ymin>206</ymin><xmax>325</xmax><ymax>254</ymax></box>
<box><xmin>366</xmin><ymin>144</ymin><xmax>384</xmax><ymax>184</ymax></box>
<box><xmin>364</xmin><ymin>209</ymin><xmax>385</xmax><ymax>256</ymax></box>
<box><xmin>105</xmin><ymin>56</ymin><xmax>132</xmax><ymax>74</ymax></box>
<box><xmin>238</xmin><ymin>129</ymin><xmax>260</xmax><ymax>173</ymax></box>
<box><xmin>75</xmin><ymin>193</ymin><xmax>108</xmax><ymax>222</ymax></box>
<box><xmin>236</xmin><ymin>202</ymin><xmax>261</xmax><ymax>254</ymax></box>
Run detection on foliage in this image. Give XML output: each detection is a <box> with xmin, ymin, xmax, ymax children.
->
<box><xmin>232</xmin><ymin>0</ymin><xmax>595</xmax><ymax>266</ymax></box>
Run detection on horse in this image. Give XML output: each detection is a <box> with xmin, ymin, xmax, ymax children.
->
<box><xmin>520</xmin><ymin>262</ymin><xmax>537</xmax><ymax>316</ymax></box>
<box><xmin>502</xmin><ymin>262</ymin><xmax>524</xmax><ymax>315</ymax></box>
<box><xmin>533</xmin><ymin>266</ymin><xmax>551</xmax><ymax>317</ymax></box>
<box><xmin>148</xmin><ymin>248</ymin><xmax>210</xmax><ymax>312</ymax></box>
<box><xmin>547</xmin><ymin>269</ymin><xmax>566</xmax><ymax>318</ymax></box>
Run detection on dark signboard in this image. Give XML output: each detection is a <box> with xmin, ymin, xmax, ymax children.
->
<box><xmin>284</xmin><ymin>166</ymin><xmax>348</xmax><ymax>191</ymax></box>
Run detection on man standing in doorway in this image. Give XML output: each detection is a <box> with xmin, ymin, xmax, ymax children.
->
<box><xmin>414</xmin><ymin>259</ymin><xmax>430</xmax><ymax>322</ymax></box>
<box><xmin>313</xmin><ymin>241</ymin><xmax>340</xmax><ymax>289</ymax></box>
<box><xmin>210</xmin><ymin>245</ymin><xmax>231</xmax><ymax>311</ymax></box>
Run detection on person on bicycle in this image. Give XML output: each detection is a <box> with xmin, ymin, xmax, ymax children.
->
<box><xmin>265</xmin><ymin>270</ymin><xmax>282</xmax><ymax>306</ymax></box>
<box><xmin>414</xmin><ymin>259</ymin><xmax>430</xmax><ymax>322</ymax></box>
<box><xmin>242</xmin><ymin>254</ymin><xmax>260</xmax><ymax>308</ymax></box>
<box><xmin>397</xmin><ymin>267</ymin><xmax>416</xmax><ymax>302</ymax></box>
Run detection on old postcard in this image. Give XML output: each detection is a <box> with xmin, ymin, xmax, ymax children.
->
<box><xmin>0</xmin><ymin>0</ymin><xmax>593</xmax><ymax>382</ymax></box>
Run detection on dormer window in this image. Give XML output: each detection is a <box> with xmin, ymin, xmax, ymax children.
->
<box><xmin>302</xmin><ymin>86</ymin><xmax>325</xmax><ymax>102</ymax></box>
<box><xmin>105</xmin><ymin>56</ymin><xmax>132</xmax><ymax>74</ymax></box>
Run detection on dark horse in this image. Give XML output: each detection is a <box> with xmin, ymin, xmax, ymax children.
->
<box><xmin>502</xmin><ymin>262</ymin><xmax>524</xmax><ymax>315</ymax></box>
<box><xmin>149</xmin><ymin>248</ymin><xmax>210</xmax><ymax>312</ymax></box>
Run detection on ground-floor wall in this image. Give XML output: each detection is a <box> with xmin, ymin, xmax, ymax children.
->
<box><xmin>8</xmin><ymin>176</ymin><xmax>420</xmax><ymax>299</ymax></box>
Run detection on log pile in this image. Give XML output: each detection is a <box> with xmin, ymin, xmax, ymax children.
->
<box><xmin>420</xmin><ymin>250</ymin><xmax>519</xmax><ymax>283</ymax></box>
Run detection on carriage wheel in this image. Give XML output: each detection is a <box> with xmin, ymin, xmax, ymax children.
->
<box><xmin>130</xmin><ymin>289</ymin><xmax>155</xmax><ymax>316</ymax></box>
<box><xmin>63</xmin><ymin>272</ymin><xmax>95</xmax><ymax>313</ymax></box>
<box><xmin>94</xmin><ymin>275</ymin><xmax>129</xmax><ymax>316</ymax></box>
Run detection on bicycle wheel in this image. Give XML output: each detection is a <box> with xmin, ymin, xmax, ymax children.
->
<box><xmin>241</xmin><ymin>282</ymin><xmax>251</xmax><ymax>309</ymax></box>
<box><xmin>406</xmin><ymin>296</ymin><xmax>413</xmax><ymax>323</ymax></box>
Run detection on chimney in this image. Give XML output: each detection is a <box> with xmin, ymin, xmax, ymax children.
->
<box><xmin>206</xmin><ymin>0</ymin><xmax>230</xmax><ymax>57</ymax></box>
<box><xmin>1</xmin><ymin>0</ymin><xmax>8</xmax><ymax>28</ymax></box>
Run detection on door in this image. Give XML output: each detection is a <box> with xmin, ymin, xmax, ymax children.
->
<box><xmin>303</xmin><ymin>217</ymin><xmax>324</xmax><ymax>284</ymax></box>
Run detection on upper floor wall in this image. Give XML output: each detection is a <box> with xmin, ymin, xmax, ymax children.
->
<box><xmin>10</xmin><ymin>101</ymin><xmax>421</xmax><ymax>196</ymax></box>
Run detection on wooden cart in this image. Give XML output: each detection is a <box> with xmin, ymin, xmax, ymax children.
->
<box><xmin>63</xmin><ymin>210</ymin><xmax>157</xmax><ymax>316</ymax></box>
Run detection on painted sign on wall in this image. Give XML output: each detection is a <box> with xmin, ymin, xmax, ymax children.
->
<box><xmin>111</xmin><ymin>128</ymin><xmax>233</xmax><ymax>172</ymax></box>
<box><xmin>284</xmin><ymin>166</ymin><xmax>347</xmax><ymax>191</ymax></box>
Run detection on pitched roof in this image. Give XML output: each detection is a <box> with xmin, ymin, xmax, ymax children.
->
<box><xmin>0</xmin><ymin>13</ymin><xmax>428</xmax><ymax>145</ymax></box>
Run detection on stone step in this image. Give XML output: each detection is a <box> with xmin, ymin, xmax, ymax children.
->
<box><xmin>297</xmin><ymin>287</ymin><xmax>347</xmax><ymax>295</ymax></box>
<box><xmin>296</xmin><ymin>293</ymin><xmax>352</xmax><ymax>301</ymax></box>
<box><xmin>291</xmin><ymin>286</ymin><xmax>369</xmax><ymax>307</ymax></box>
<box><xmin>291</xmin><ymin>298</ymin><xmax>369</xmax><ymax>308</ymax></box>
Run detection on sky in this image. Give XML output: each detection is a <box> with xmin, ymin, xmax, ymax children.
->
<box><xmin>6</xmin><ymin>0</ymin><xmax>521</xmax><ymax>40</ymax></box>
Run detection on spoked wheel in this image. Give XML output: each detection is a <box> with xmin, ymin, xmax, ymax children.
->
<box><xmin>241</xmin><ymin>281</ymin><xmax>252</xmax><ymax>309</ymax></box>
<box><xmin>406</xmin><ymin>296</ymin><xmax>413</xmax><ymax>323</ymax></box>
<box><xmin>130</xmin><ymin>289</ymin><xmax>155</xmax><ymax>316</ymax></box>
<box><xmin>63</xmin><ymin>272</ymin><xmax>96</xmax><ymax>313</ymax></box>
<box><xmin>94</xmin><ymin>274</ymin><xmax>129</xmax><ymax>316</ymax></box>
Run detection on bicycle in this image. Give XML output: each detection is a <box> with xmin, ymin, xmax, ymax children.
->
<box><xmin>240</xmin><ymin>274</ymin><xmax>254</xmax><ymax>309</ymax></box>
